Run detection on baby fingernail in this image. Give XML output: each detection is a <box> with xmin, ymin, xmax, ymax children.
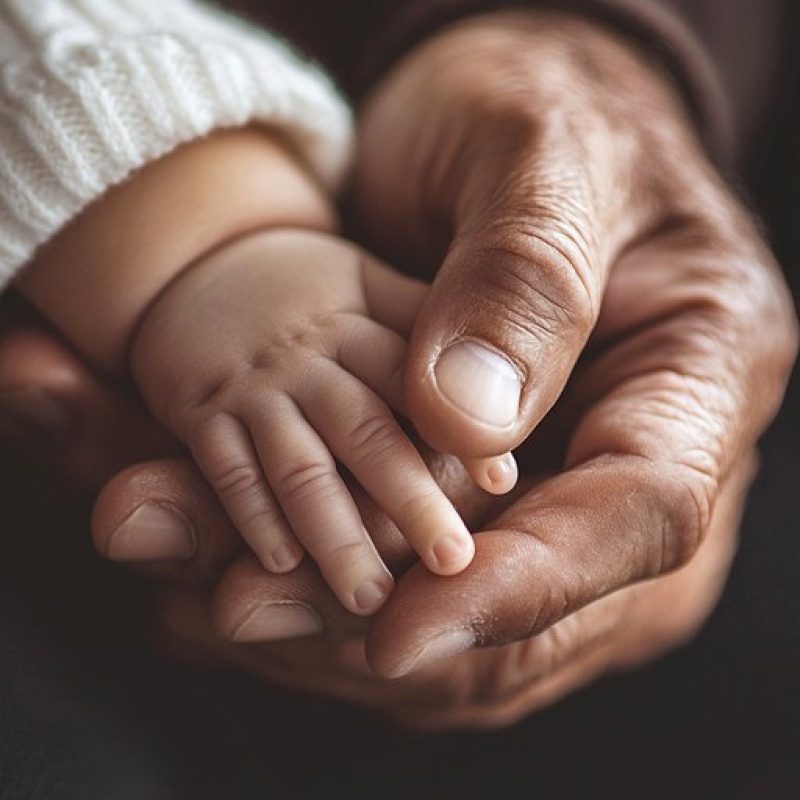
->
<box><xmin>269</xmin><ymin>542</ymin><xmax>302</xmax><ymax>572</ymax></box>
<box><xmin>487</xmin><ymin>453</ymin><xmax>518</xmax><ymax>489</ymax></box>
<box><xmin>107</xmin><ymin>503</ymin><xmax>196</xmax><ymax>562</ymax></box>
<box><xmin>232</xmin><ymin>603</ymin><xmax>323</xmax><ymax>642</ymax></box>
<box><xmin>432</xmin><ymin>534</ymin><xmax>473</xmax><ymax>573</ymax></box>
<box><xmin>434</xmin><ymin>341</ymin><xmax>521</xmax><ymax>428</ymax></box>
<box><xmin>353</xmin><ymin>580</ymin><xmax>391</xmax><ymax>613</ymax></box>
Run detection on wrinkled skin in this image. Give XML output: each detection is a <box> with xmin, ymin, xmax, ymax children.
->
<box><xmin>0</xmin><ymin>12</ymin><xmax>796</xmax><ymax>728</ymax></box>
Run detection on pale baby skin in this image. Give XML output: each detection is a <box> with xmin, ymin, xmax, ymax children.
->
<box><xmin>19</xmin><ymin>128</ymin><xmax>516</xmax><ymax>616</ymax></box>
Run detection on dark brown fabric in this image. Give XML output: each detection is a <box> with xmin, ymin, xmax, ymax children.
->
<box><xmin>223</xmin><ymin>1</ymin><xmax>790</xmax><ymax>165</ymax></box>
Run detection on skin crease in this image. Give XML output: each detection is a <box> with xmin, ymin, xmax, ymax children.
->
<box><xmin>0</xmin><ymin>10</ymin><xmax>797</xmax><ymax>728</ymax></box>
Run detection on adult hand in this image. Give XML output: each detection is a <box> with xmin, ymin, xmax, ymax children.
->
<box><xmin>1</xmin><ymin>10</ymin><xmax>795</xmax><ymax>730</ymax></box>
<box><xmin>350</xmin><ymin>10</ymin><xmax>797</xmax><ymax>678</ymax></box>
<box><xmin>146</xmin><ymin>450</ymin><xmax>754</xmax><ymax>729</ymax></box>
<box><xmin>0</xmin><ymin>297</ymin><xmax>762</xmax><ymax>728</ymax></box>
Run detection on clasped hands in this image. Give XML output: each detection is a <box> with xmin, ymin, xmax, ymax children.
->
<box><xmin>1</xmin><ymin>13</ymin><xmax>795</xmax><ymax>728</ymax></box>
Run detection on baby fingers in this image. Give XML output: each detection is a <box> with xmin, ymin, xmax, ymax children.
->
<box><xmin>298</xmin><ymin>361</ymin><xmax>475</xmax><ymax>576</ymax></box>
<box><xmin>187</xmin><ymin>412</ymin><xmax>303</xmax><ymax>573</ymax></box>
<box><xmin>245</xmin><ymin>394</ymin><xmax>395</xmax><ymax>615</ymax></box>
<box><xmin>337</xmin><ymin>317</ymin><xmax>518</xmax><ymax>496</ymax></box>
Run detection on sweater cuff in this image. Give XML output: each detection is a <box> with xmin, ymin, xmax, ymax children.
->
<box><xmin>355</xmin><ymin>0</ymin><xmax>733</xmax><ymax>165</ymax></box>
<box><xmin>0</xmin><ymin>0</ymin><xmax>352</xmax><ymax>288</ymax></box>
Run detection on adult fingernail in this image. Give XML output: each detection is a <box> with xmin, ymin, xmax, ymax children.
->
<box><xmin>397</xmin><ymin>629</ymin><xmax>475</xmax><ymax>677</ymax></box>
<box><xmin>232</xmin><ymin>603</ymin><xmax>323</xmax><ymax>642</ymax></box>
<box><xmin>107</xmin><ymin>503</ymin><xmax>196</xmax><ymax>562</ymax></box>
<box><xmin>434</xmin><ymin>341</ymin><xmax>521</xmax><ymax>427</ymax></box>
<box><xmin>0</xmin><ymin>387</ymin><xmax>73</xmax><ymax>441</ymax></box>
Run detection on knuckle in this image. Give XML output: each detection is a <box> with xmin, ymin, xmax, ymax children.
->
<box><xmin>664</xmin><ymin>210</ymin><xmax>798</xmax><ymax>381</ymax></box>
<box><xmin>678</xmin><ymin>251</ymin><xmax>797</xmax><ymax>422</ymax></box>
<box><xmin>211</xmin><ymin>461</ymin><xmax>263</xmax><ymax>501</ymax></box>
<box><xmin>644</xmin><ymin>461</ymin><xmax>711</xmax><ymax>575</ymax></box>
<box><xmin>395</xmin><ymin>488</ymin><xmax>447</xmax><ymax>533</ymax></box>
<box><xmin>235</xmin><ymin>508</ymin><xmax>278</xmax><ymax>536</ymax></box>
<box><xmin>470</xmin><ymin>97</ymin><xmax>544</xmax><ymax>162</ymax></box>
<box><xmin>274</xmin><ymin>458</ymin><xmax>338</xmax><ymax>505</ymax></box>
<box><xmin>347</xmin><ymin>412</ymin><xmax>401</xmax><ymax>464</ymax></box>
<box><xmin>187</xmin><ymin>416</ymin><xmax>268</xmax><ymax>503</ymax></box>
<box><xmin>464</xmin><ymin>225</ymin><xmax>596</xmax><ymax>346</ymax></box>
<box><xmin>315</xmin><ymin>539</ymin><xmax>369</xmax><ymax>568</ymax></box>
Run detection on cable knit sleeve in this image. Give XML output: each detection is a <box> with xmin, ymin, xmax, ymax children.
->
<box><xmin>0</xmin><ymin>0</ymin><xmax>352</xmax><ymax>289</ymax></box>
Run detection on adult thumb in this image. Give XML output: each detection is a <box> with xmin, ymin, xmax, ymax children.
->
<box><xmin>404</xmin><ymin>161</ymin><xmax>610</xmax><ymax>458</ymax></box>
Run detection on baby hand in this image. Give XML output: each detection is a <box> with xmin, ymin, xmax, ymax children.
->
<box><xmin>131</xmin><ymin>230</ymin><xmax>501</xmax><ymax>614</ymax></box>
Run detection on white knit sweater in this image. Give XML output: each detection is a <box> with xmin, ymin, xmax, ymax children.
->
<box><xmin>0</xmin><ymin>0</ymin><xmax>353</xmax><ymax>289</ymax></box>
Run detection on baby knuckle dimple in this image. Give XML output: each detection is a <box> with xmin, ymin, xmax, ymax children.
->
<box><xmin>257</xmin><ymin>313</ymin><xmax>348</xmax><ymax>366</ymax></box>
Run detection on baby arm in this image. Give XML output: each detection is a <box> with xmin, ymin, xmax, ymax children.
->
<box><xmin>16</xmin><ymin>129</ymin><xmax>331</xmax><ymax>373</ymax></box>
<box><xmin>17</xmin><ymin>129</ymin><xmax>476</xmax><ymax>614</ymax></box>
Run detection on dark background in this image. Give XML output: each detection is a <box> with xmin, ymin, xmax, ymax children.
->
<box><xmin>1</xmin><ymin>8</ymin><xmax>798</xmax><ymax>800</ymax></box>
